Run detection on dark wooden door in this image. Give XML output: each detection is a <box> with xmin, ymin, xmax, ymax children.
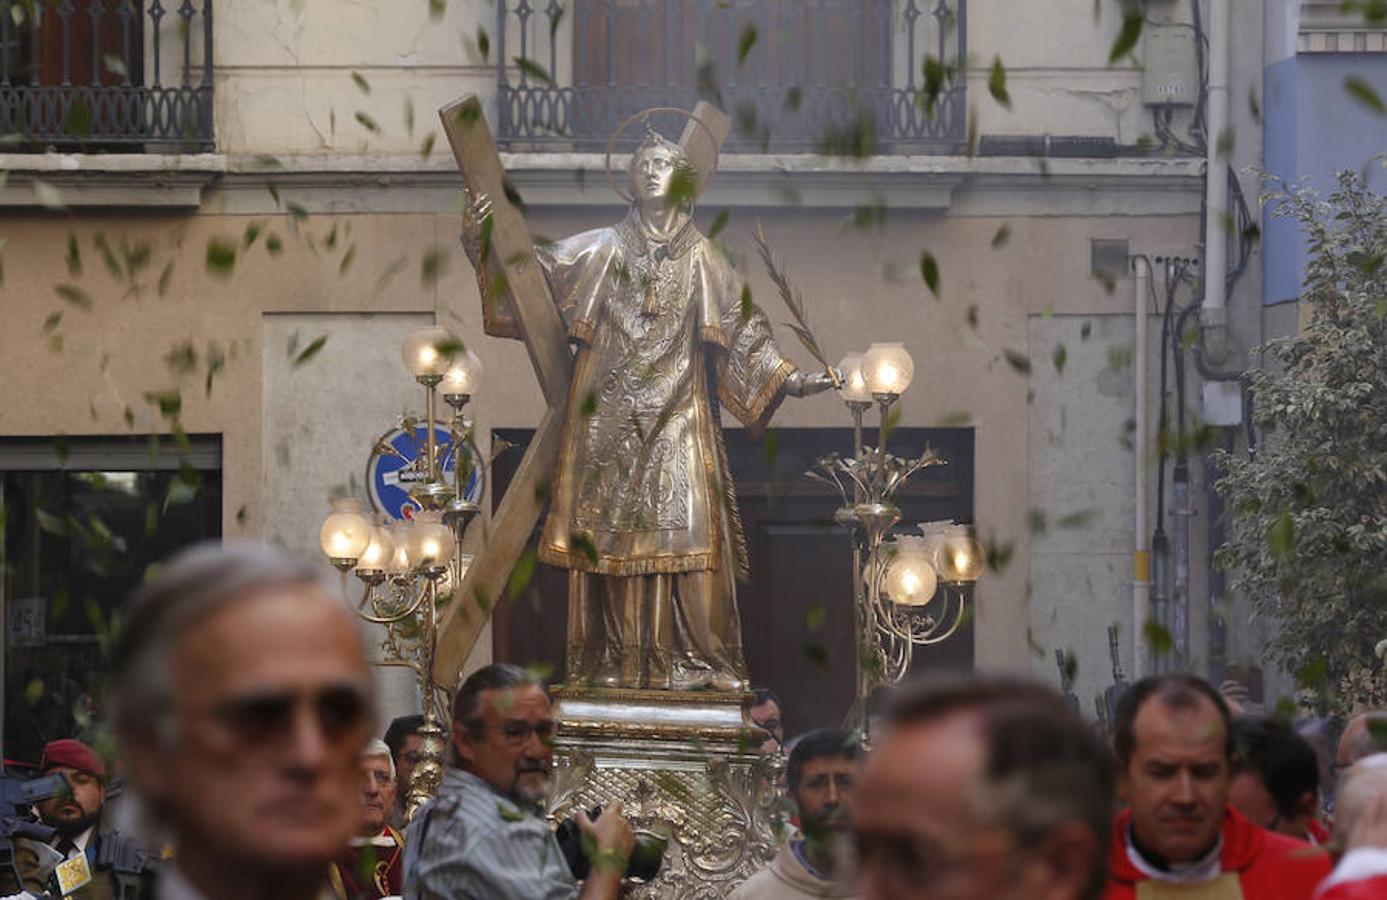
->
<box><xmin>490</xmin><ymin>425</ymin><xmax>974</xmax><ymax>738</ymax></box>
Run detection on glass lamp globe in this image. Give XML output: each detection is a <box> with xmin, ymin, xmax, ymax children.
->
<box><xmin>937</xmin><ymin>525</ymin><xmax>985</xmax><ymax>584</ymax></box>
<box><xmin>401</xmin><ymin>326</ymin><xmax>461</xmax><ymax>380</ymax></box>
<box><xmin>441</xmin><ymin>347</ymin><xmax>484</xmax><ymax>398</ymax></box>
<box><xmin>883</xmin><ymin>537</ymin><xmax>938</xmax><ymax>607</ymax></box>
<box><xmin>320</xmin><ymin>498</ymin><xmax>371</xmax><ymax>564</ymax></box>
<box><xmin>354</xmin><ymin>523</ymin><xmax>395</xmax><ymax>574</ymax></box>
<box><xmin>838</xmin><ymin>353</ymin><xmax>872</xmax><ymax>403</ymax></box>
<box><xmin>862</xmin><ymin>342</ymin><xmax>915</xmax><ymax>397</ymax></box>
<box><xmin>405</xmin><ymin>510</ymin><xmax>456</xmax><ymax>571</ymax></box>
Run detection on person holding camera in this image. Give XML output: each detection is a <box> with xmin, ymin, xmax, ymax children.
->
<box><xmin>402</xmin><ymin>664</ymin><xmax>633</xmax><ymax>899</ymax></box>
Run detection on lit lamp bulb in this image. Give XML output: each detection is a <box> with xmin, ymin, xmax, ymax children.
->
<box><xmin>937</xmin><ymin>525</ymin><xmax>985</xmax><ymax>585</ymax></box>
<box><xmin>838</xmin><ymin>353</ymin><xmax>872</xmax><ymax>404</ymax></box>
<box><xmin>405</xmin><ymin>510</ymin><xmax>456</xmax><ymax>575</ymax></box>
<box><xmin>354</xmin><ymin>523</ymin><xmax>395</xmax><ymax>579</ymax></box>
<box><xmin>441</xmin><ymin>348</ymin><xmax>483</xmax><ymax>404</ymax></box>
<box><xmin>319</xmin><ymin>498</ymin><xmax>372</xmax><ymax>569</ymax></box>
<box><xmin>385</xmin><ymin>523</ymin><xmax>412</xmax><ymax>576</ymax></box>
<box><xmin>882</xmin><ymin>537</ymin><xmax>938</xmax><ymax>607</ymax></box>
<box><xmin>401</xmin><ymin>326</ymin><xmax>462</xmax><ymax>382</ymax></box>
<box><xmin>862</xmin><ymin>342</ymin><xmax>915</xmax><ymax>398</ymax></box>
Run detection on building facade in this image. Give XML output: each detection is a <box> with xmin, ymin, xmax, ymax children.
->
<box><xmin>3</xmin><ymin>0</ymin><xmax>1376</xmax><ymax>745</ymax></box>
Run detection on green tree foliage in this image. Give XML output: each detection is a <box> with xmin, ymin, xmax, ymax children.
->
<box><xmin>1215</xmin><ymin>168</ymin><xmax>1387</xmax><ymax>713</ymax></box>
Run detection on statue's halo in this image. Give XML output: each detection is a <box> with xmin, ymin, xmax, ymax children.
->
<box><xmin>604</xmin><ymin>106</ymin><xmax>721</xmax><ymax>204</ymax></box>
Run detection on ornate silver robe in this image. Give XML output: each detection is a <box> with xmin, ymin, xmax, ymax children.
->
<box><xmin>528</xmin><ymin>209</ymin><xmax>794</xmax><ymax>578</ymax></box>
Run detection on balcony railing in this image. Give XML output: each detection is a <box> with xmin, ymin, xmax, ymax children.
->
<box><xmin>495</xmin><ymin>0</ymin><xmax>966</xmax><ymax>154</ymax></box>
<box><xmin>0</xmin><ymin>0</ymin><xmax>213</xmax><ymax>152</ymax></box>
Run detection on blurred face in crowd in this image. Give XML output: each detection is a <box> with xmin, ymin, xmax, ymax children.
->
<box><xmin>855</xmin><ymin>713</ymin><xmax>1094</xmax><ymax>900</ymax></box>
<box><xmin>751</xmin><ymin>697</ymin><xmax>784</xmax><ymax>753</ymax></box>
<box><xmin>1227</xmin><ymin>768</ymin><xmax>1278</xmax><ymax>831</ymax></box>
<box><xmin>36</xmin><ymin>766</ymin><xmax>105</xmax><ymax>838</ymax></box>
<box><xmin>395</xmin><ymin>732</ymin><xmax>424</xmax><ymax>802</ymax></box>
<box><xmin>128</xmin><ymin>585</ymin><xmax>371</xmax><ymax>872</ymax></box>
<box><xmin>794</xmin><ymin>755</ymin><xmax>858</xmax><ymax>839</ymax></box>
<box><xmin>1121</xmin><ymin>694</ymin><xmax>1229</xmax><ymax>863</ymax></box>
<box><xmin>454</xmin><ymin>684</ymin><xmax>555</xmax><ymax>806</ymax></box>
<box><xmin>360</xmin><ymin>754</ymin><xmax>396</xmax><ymax>835</ymax></box>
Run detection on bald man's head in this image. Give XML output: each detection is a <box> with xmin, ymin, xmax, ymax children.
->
<box><xmin>1334</xmin><ymin>753</ymin><xmax>1387</xmax><ymax>849</ymax></box>
<box><xmin>1336</xmin><ymin>713</ymin><xmax>1387</xmax><ymax>768</ymax></box>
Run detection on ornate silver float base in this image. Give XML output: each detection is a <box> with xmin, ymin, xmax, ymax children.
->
<box><xmin>549</xmin><ymin>687</ymin><xmax>783</xmax><ymax>900</ymax></box>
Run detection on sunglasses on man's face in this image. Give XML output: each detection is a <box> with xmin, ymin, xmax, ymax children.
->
<box><xmin>206</xmin><ymin>682</ymin><xmax>369</xmax><ymax>747</ymax></box>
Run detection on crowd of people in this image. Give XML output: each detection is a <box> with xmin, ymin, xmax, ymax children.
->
<box><xmin>5</xmin><ymin>540</ymin><xmax>1387</xmax><ymax>900</ymax></box>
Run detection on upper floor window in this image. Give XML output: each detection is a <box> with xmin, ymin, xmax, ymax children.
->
<box><xmin>494</xmin><ymin>0</ymin><xmax>966</xmax><ymax>154</ymax></box>
<box><xmin>0</xmin><ymin>0</ymin><xmax>213</xmax><ymax>153</ymax></box>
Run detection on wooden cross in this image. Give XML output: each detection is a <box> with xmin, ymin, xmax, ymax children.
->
<box><xmin>432</xmin><ymin>96</ymin><xmax>729</xmax><ymax>687</ymax></box>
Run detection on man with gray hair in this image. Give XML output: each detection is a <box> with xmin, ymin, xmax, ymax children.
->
<box><xmin>332</xmin><ymin>738</ymin><xmax>405</xmax><ymax>899</ymax></box>
<box><xmin>109</xmin><ymin>540</ymin><xmax>373</xmax><ymax>900</ymax></box>
<box><xmin>853</xmin><ymin>675</ymin><xmax>1115</xmax><ymax>900</ymax></box>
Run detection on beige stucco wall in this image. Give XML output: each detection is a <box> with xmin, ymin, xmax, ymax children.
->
<box><xmin>0</xmin><ymin>197</ymin><xmax>1198</xmax><ymax>694</ymax></box>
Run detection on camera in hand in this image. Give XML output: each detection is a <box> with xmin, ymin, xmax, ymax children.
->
<box><xmin>555</xmin><ymin>805</ymin><xmax>666</xmax><ymax>883</ymax></box>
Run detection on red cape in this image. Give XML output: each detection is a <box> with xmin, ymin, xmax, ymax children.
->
<box><xmin>1104</xmin><ymin>806</ymin><xmax>1331</xmax><ymax>900</ymax></box>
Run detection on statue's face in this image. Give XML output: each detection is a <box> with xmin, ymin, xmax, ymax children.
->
<box><xmin>631</xmin><ymin>143</ymin><xmax>683</xmax><ymax>203</ymax></box>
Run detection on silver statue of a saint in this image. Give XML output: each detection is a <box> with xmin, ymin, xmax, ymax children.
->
<box><xmin>462</xmin><ymin>112</ymin><xmax>834</xmax><ymax>692</ymax></box>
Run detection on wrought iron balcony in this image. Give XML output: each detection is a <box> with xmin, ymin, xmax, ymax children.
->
<box><xmin>495</xmin><ymin>0</ymin><xmax>966</xmax><ymax>154</ymax></box>
<box><xmin>0</xmin><ymin>0</ymin><xmax>213</xmax><ymax>152</ymax></box>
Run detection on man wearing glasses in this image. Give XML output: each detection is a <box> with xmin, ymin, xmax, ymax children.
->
<box><xmin>403</xmin><ymin>664</ymin><xmax>633</xmax><ymax>899</ymax></box>
<box><xmin>853</xmin><ymin>676</ymin><xmax>1114</xmax><ymax>900</ymax></box>
<box><xmin>109</xmin><ymin>541</ymin><xmax>374</xmax><ymax>900</ymax></box>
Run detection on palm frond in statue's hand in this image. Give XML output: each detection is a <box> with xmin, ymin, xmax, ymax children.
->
<box><xmin>753</xmin><ymin>221</ymin><xmax>833</xmax><ymax>371</ymax></box>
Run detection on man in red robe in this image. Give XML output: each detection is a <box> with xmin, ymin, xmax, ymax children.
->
<box><xmin>1104</xmin><ymin>674</ymin><xmax>1331</xmax><ymax>900</ymax></box>
<box><xmin>332</xmin><ymin>739</ymin><xmax>405</xmax><ymax>899</ymax></box>
<box><xmin>1316</xmin><ymin>755</ymin><xmax>1387</xmax><ymax>900</ymax></box>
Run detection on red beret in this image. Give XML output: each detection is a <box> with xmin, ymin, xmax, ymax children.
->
<box><xmin>39</xmin><ymin>739</ymin><xmax>105</xmax><ymax>779</ymax></box>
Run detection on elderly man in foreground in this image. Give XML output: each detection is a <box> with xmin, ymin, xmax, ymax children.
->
<box><xmin>403</xmin><ymin>663</ymin><xmax>632</xmax><ymax>899</ymax></box>
<box><xmin>109</xmin><ymin>541</ymin><xmax>374</xmax><ymax>900</ymax></box>
<box><xmin>853</xmin><ymin>675</ymin><xmax>1115</xmax><ymax>900</ymax></box>
<box><xmin>1104</xmin><ymin>674</ymin><xmax>1330</xmax><ymax>900</ymax></box>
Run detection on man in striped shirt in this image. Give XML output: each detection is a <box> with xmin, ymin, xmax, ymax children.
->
<box><xmin>403</xmin><ymin>664</ymin><xmax>632</xmax><ymax>899</ymax></box>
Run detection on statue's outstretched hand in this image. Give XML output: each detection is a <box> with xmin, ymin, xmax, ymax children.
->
<box><xmin>786</xmin><ymin>367</ymin><xmax>841</xmax><ymax>398</ymax></box>
<box><xmin>460</xmin><ymin>189</ymin><xmax>493</xmax><ymax>266</ymax></box>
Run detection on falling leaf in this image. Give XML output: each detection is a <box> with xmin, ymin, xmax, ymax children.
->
<box><xmin>1143</xmin><ymin>619</ymin><xmax>1174</xmax><ymax>655</ymax></box>
<box><xmin>991</xmin><ymin>224</ymin><xmax>1011</xmax><ymax>249</ymax></box>
<box><xmin>1110</xmin><ymin>12</ymin><xmax>1144</xmax><ymax>63</ymax></box>
<box><xmin>1052</xmin><ymin>343</ymin><xmax>1068</xmax><ymax>374</ymax></box>
<box><xmin>32</xmin><ymin>179</ymin><xmax>64</xmax><ymax>209</ymax></box>
<box><xmin>921</xmin><ymin>55</ymin><xmax>946</xmax><ymax>117</ymax></box>
<box><xmin>666</xmin><ymin>164</ymin><xmax>700</xmax><ymax>208</ymax></box>
<box><xmin>266</xmin><ymin>233</ymin><xmax>284</xmax><ymax>256</ymax></box>
<box><xmin>102</xmin><ymin>53</ymin><xmax>128</xmax><ymax>79</ymax></box>
<box><xmin>54</xmin><ymin>284</ymin><xmax>93</xmax><ymax>310</ymax></box>
<box><xmin>205</xmin><ymin>238</ymin><xmax>237</xmax><ymax>278</ymax></box>
<box><xmin>421</xmin><ymin>247</ymin><xmax>447</xmax><ymax>286</ymax></box>
<box><xmin>802</xmin><ymin>641</ymin><xmax>830</xmax><ymax>671</ymax></box>
<box><xmin>1268</xmin><ymin>511</ymin><xmax>1295</xmax><ymax>559</ymax></box>
<box><xmin>737</xmin><ymin>23</ymin><xmax>757</xmax><ymax>65</ymax></box>
<box><xmin>580</xmin><ymin>390</ymin><xmax>598</xmax><ymax>418</ymax></box>
<box><xmin>707</xmin><ymin>209</ymin><xmax>730</xmax><ymax>240</ymax></box>
<box><xmin>339</xmin><ymin>243</ymin><xmax>357</xmax><ymax>274</ymax></box>
<box><xmin>570</xmin><ymin>532</ymin><xmax>599</xmax><ymax>565</ymax></box>
<box><xmin>919</xmin><ymin>251</ymin><xmax>940</xmax><ymax>297</ymax></box>
<box><xmin>419</xmin><ymin>133</ymin><xmax>437</xmax><ymax>159</ymax></box>
<box><xmin>739</xmin><ymin>283</ymin><xmax>753</xmax><ymax>323</ymax></box>
<box><xmin>243</xmin><ymin>221</ymin><xmax>262</xmax><ymax>249</ymax></box>
<box><xmin>507</xmin><ymin>547</ymin><xmax>538</xmax><ymax>597</ymax></box>
<box><xmin>41</xmin><ymin>311</ymin><xmax>62</xmax><ymax>334</ymax></box>
<box><xmin>764</xmin><ymin>427</ymin><xmax>781</xmax><ymax>467</ymax></box>
<box><xmin>355</xmin><ymin>111</ymin><xmax>381</xmax><ymax>134</ymax></box>
<box><xmin>1003</xmin><ymin>348</ymin><xmax>1031</xmax><ymax>374</ymax></box>
<box><xmin>1294</xmin><ymin>658</ymin><xmax>1328</xmax><ymax>690</ymax></box>
<box><xmin>351</xmin><ymin>71</ymin><xmax>371</xmax><ymax>94</ymax></box>
<box><xmin>784</xmin><ymin>85</ymin><xmax>803</xmax><ymax>112</ymax></box>
<box><xmin>1344</xmin><ymin>75</ymin><xmax>1385</xmax><ymax>115</ymax></box>
<box><xmin>805</xmin><ymin>604</ymin><xmax>826</xmax><ymax>631</ymax></box>
<box><xmin>513</xmin><ymin>56</ymin><xmax>554</xmax><ymax>86</ymax></box>
<box><xmin>988</xmin><ymin>56</ymin><xmax>1011</xmax><ymax>109</ymax></box>
<box><xmin>293</xmin><ymin>335</ymin><xmax>328</xmax><ymax>368</ymax></box>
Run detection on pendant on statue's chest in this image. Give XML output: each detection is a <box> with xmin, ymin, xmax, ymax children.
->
<box><xmin>641</xmin><ymin>244</ymin><xmax>669</xmax><ymax>316</ymax></box>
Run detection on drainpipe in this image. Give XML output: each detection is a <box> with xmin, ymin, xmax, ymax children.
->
<box><xmin>1200</xmin><ymin>0</ymin><xmax>1231</xmax><ymax>364</ymax></box>
<box><xmin>1133</xmin><ymin>256</ymin><xmax>1152</xmax><ymax>679</ymax></box>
